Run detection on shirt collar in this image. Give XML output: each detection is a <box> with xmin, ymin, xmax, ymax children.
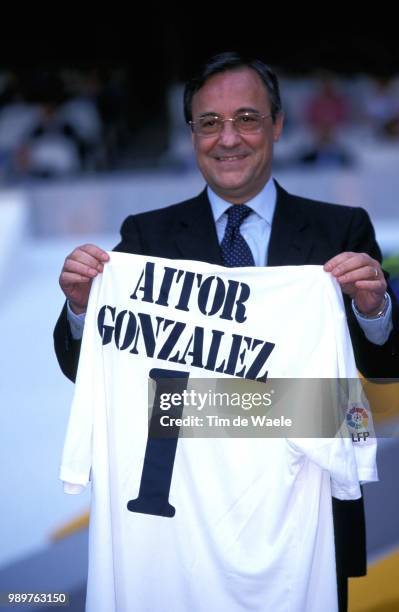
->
<box><xmin>207</xmin><ymin>178</ymin><xmax>277</xmax><ymax>225</ymax></box>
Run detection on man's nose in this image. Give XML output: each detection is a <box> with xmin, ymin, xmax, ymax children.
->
<box><xmin>217</xmin><ymin>120</ymin><xmax>242</xmax><ymax>147</ymax></box>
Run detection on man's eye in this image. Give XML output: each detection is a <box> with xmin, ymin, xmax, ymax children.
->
<box><xmin>237</xmin><ymin>114</ymin><xmax>257</xmax><ymax>123</ymax></box>
<box><xmin>201</xmin><ymin>118</ymin><xmax>218</xmax><ymax>128</ymax></box>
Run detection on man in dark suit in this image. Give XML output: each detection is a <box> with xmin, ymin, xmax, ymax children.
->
<box><xmin>54</xmin><ymin>52</ymin><xmax>399</xmax><ymax>611</ymax></box>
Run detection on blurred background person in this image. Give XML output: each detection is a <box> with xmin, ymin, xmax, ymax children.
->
<box><xmin>363</xmin><ymin>76</ymin><xmax>399</xmax><ymax>140</ymax></box>
<box><xmin>298</xmin><ymin>72</ymin><xmax>353</xmax><ymax>167</ymax></box>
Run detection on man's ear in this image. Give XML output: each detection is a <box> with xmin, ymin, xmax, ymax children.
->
<box><xmin>273</xmin><ymin>112</ymin><xmax>284</xmax><ymax>143</ymax></box>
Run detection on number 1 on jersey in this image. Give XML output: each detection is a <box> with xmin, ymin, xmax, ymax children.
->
<box><xmin>127</xmin><ymin>368</ymin><xmax>190</xmax><ymax>518</ymax></box>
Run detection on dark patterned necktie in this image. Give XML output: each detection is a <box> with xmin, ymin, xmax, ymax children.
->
<box><xmin>220</xmin><ymin>205</ymin><xmax>255</xmax><ymax>267</ymax></box>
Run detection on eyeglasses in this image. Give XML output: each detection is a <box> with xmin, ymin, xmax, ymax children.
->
<box><xmin>189</xmin><ymin>112</ymin><xmax>272</xmax><ymax>137</ymax></box>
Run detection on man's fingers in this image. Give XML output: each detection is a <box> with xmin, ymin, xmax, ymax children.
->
<box><xmin>60</xmin><ymin>271</ymin><xmax>96</xmax><ymax>285</ymax></box>
<box><xmin>59</xmin><ymin>244</ymin><xmax>108</xmax><ymax>308</ymax></box>
<box><xmin>324</xmin><ymin>252</ymin><xmax>374</xmax><ymax>270</ymax></box>
<box><xmin>75</xmin><ymin>244</ymin><xmax>110</xmax><ymax>261</ymax></box>
<box><xmin>324</xmin><ymin>252</ymin><xmax>381</xmax><ymax>278</ymax></box>
<box><xmin>324</xmin><ymin>252</ymin><xmax>358</xmax><ymax>271</ymax></box>
<box><xmin>64</xmin><ymin>252</ymin><xmax>103</xmax><ymax>273</ymax></box>
<box><xmin>62</xmin><ymin>259</ymin><xmax>102</xmax><ymax>278</ymax></box>
<box><xmin>64</xmin><ymin>245</ymin><xmax>109</xmax><ymax>271</ymax></box>
<box><xmin>333</xmin><ymin>265</ymin><xmax>385</xmax><ymax>284</ymax></box>
<box><xmin>62</xmin><ymin>244</ymin><xmax>109</xmax><ymax>280</ymax></box>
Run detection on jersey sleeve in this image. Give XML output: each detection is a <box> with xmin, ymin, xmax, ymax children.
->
<box><xmin>59</xmin><ymin>274</ymin><xmax>103</xmax><ymax>494</ymax></box>
<box><xmin>327</xmin><ymin>275</ymin><xmax>379</xmax><ymax>486</ymax></box>
<box><xmin>337</xmin><ymin>378</ymin><xmax>378</xmax><ymax>485</ymax></box>
<box><xmin>287</xmin><ymin>436</ymin><xmax>362</xmax><ymax>500</ymax></box>
<box><xmin>286</xmin><ymin>273</ymin><xmax>378</xmax><ymax>501</ymax></box>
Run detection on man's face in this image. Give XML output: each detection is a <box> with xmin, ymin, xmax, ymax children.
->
<box><xmin>191</xmin><ymin>68</ymin><xmax>283</xmax><ymax>204</ymax></box>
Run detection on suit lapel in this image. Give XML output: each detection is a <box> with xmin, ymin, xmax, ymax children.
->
<box><xmin>170</xmin><ymin>182</ymin><xmax>315</xmax><ymax>267</ymax></box>
<box><xmin>173</xmin><ymin>189</ymin><xmax>223</xmax><ymax>265</ymax></box>
<box><xmin>268</xmin><ymin>181</ymin><xmax>314</xmax><ymax>266</ymax></box>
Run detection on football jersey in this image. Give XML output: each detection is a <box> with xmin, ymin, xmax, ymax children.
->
<box><xmin>60</xmin><ymin>253</ymin><xmax>377</xmax><ymax>612</ymax></box>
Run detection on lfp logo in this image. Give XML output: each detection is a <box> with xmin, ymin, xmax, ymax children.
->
<box><xmin>346</xmin><ymin>406</ymin><xmax>370</xmax><ymax>442</ymax></box>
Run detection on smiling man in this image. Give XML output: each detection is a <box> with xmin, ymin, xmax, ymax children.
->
<box><xmin>54</xmin><ymin>52</ymin><xmax>399</xmax><ymax>612</ymax></box>
<box><xmin>189</xmin><ymin>67</ymin><xmax>283</xmax><ymax>203</ymax></box>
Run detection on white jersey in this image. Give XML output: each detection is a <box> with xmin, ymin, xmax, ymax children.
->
<box><xmin>60</xmin><ymin>253</ymin><xmax>377</xmax><ymax>612</ymax></box>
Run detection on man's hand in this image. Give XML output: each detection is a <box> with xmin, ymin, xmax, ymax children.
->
<box><xmin>59</xmin><ymin>244</ymin><xmax>110</xmax><ymax>314</ymax></box>
<box><xmin>324</xmin><ymin>252</ymin><xmax>387</xmax><ymax>316</ymax></box>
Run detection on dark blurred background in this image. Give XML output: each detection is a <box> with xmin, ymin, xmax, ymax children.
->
<box><xmin>0</xmin><ymin>24</ymin><xmax>398</xmax><ymax>180</ymax></box>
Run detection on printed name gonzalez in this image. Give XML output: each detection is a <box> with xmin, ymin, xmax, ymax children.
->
<box><xmin>97</xmin><ymin>261</ymin><xmax>275</xmax><ymax>383</ymax></box>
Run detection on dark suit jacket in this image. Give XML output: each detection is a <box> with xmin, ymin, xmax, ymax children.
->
<box><xmin>54</xmin><ymin>181</ymin><xmax>399</xmax><ymax>577</ymax></box>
